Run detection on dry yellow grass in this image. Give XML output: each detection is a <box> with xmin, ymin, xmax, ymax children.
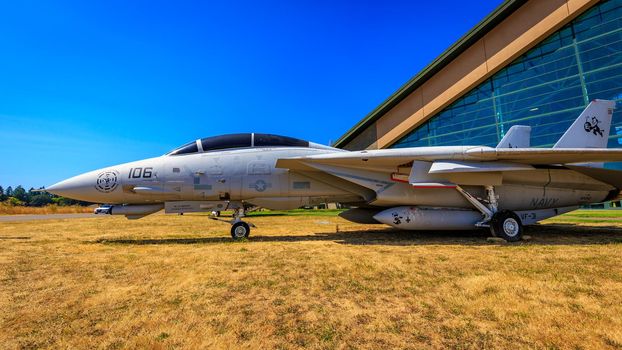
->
<box><xmin>1</xmin><ymin>213</ymin><xmax>622</xmax><ymax>349</ymax></box>
<box><xmin>0</xmin><ymin>204</ymin><xmax>92</xmax><ymax>215</ymax></box>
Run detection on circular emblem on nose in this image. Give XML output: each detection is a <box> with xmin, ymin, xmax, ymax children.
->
<box><xmin>95</xmin><ymin>171</ymin><xmax>119</xmax><ymax>193</ymax></box>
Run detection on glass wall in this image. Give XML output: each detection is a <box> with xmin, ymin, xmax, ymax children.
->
<box><xmin>392</xmin><ymin>0</ymin><xmax>622</xmax><ymax>168</ymax></box>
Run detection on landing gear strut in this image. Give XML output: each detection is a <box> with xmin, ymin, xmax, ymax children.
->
<box><xmin>208</xmin><ymin>204</ymin><xmax>255</xmax><ymax>240</ymax></box>
<box><xmin>230</xmin><ymin>207</ymin><xmax>251</xmax><ymax>240</ymax></box>
<box><xmin>456</xmin><ymin>185</ymin><xmax>523</xmax><ymax>242</ymax></box>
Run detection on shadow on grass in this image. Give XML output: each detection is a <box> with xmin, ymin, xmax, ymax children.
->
<box><xmin>96</xmin><ymin>223</ymin><xmax>622</xmax><ymax>246</ymax></box>
<box><xmin>226</xmin><ymin>213</ymin><xmax>340</xmax><ymax>218</ymax></box>
<box><xmin>244</xmin><ymin>213</ymin><xmax>287</xmax><ymax>217</ymax></box>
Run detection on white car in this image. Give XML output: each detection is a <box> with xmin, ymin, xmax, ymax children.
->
<box><xmin>94</xmin><ymin>205</ymin><xmax>112</xmax><ymax>214</ymax></box>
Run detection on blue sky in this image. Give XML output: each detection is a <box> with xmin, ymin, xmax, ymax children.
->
<box><xmin>0</xmin><ymin>0</ymin><xmax>502</xmax><ymax>189</ymax></box>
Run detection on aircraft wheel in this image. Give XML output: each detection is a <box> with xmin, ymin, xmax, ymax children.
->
<box><xmin>490</xmin><ymin>210</ymin><xmax>523</xmax><ymax>242</ymax></box>
<box><xmin>231</xmin><ymin>221</ymin><xmax>250</xmax><ymax>240</ymax></box>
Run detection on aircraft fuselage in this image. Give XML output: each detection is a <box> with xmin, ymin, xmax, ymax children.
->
<box><xmin>48</xmin><ymin>146</ymin><xmax>613</xmax><ymax>212</ymax></box>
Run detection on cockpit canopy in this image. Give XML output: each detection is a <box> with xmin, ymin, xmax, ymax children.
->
<box><xmin>166</xmin><ymin>133</ymin><xmax>311</xmax><ymax>156</ymax></box>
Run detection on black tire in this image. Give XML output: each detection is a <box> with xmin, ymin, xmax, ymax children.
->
<box><xmin>231</xmin><ymin>221</ymin><xmax>250</xmax><ymax>240</ymax></box>
<box><xmin>490</xmin><ymin>210</ymin><xmax>523</xmax><ymax>242</ymax></box>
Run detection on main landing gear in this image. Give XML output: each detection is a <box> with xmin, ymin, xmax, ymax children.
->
<box><xmin>455</xmin><ymin>185</ymin><xmax>523</xmax><ymax>242</ymax></box>
<box><xmin>490</xmin><ymin>210</ymin><xmax>522</xmax><ymax>241</ymax></box>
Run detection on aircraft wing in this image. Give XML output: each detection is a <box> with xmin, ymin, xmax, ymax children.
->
<box><xmin>276</xmin><ymin>147</ymin><xmax>622</xmax><ymax>198</ymax></box>
<box><xmin>276</xmin><ymin>146</ymin><xmax>622</xmax><ymax>171</ymax></box>
<box><xmin>277</xmin><ymin>147</ymin><xmax>477</xmax><ymax>172</ymax></box>
<box><xmin>464</xmin><ymin>147</ymin><xmax>622</xmax><ymax>164</ymax></box>
<box><xmin>276</xmin><ymin>149</ymin><xmax>418</xmax><ymax>171</ymax></box>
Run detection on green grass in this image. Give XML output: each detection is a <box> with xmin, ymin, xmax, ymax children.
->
<box><xmin>544</xmin><ymin>209</ymin><xmax>622</xmax><ymax>224</ymax></box>
<box><xmin>560</xmin><ymin>209</ymin><xmax>622</xmax><ymax>218</ymax></box>
<box><xmin>547</xmin><ymin>217</ymin><xmax>622</xmax><ymax>224</ymax></box>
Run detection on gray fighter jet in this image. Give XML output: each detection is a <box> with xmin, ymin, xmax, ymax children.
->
<box><xmin>47</xmin><ymin>100</ymin><xmax>622</xmax><ymax>241</ymax></box>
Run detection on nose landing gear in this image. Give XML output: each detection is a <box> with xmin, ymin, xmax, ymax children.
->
<box><xmin>209</xmin><ymin>205</ymin><xmax>255</xmax><ymax>240</ymax></box>
<box><xmin>229</xmin><ymin>207</ymin><xmax>254</xmax><ymax>240</ymax></box>
<box><xmin>231</xmin><ymin>221</ymin><xmax>250</xmax><ymax>239</ymax></box>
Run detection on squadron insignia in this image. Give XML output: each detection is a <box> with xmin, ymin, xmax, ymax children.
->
<box><xmin>95</xmin><ymin>171</ymin><xmax>119</xmax><ymax>193</ymax></box>
<box><xmin>584</xmin><ymin>116</ymin><xmax>604</xmax><ymax>137</ymax></box>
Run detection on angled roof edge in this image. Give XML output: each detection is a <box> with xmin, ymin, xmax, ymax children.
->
<box><xmin>333</xmin><ymin>0</ymin><xmax>528</xmax><ymax>148</ymax></box>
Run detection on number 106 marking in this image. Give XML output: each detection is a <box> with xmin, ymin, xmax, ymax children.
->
<box><xmin>128</xmin><ymin>167</ymin><xmax>153</xmax><ymax>178</ymax></box>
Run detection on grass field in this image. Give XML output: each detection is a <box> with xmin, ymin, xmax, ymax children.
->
<box><xmin>1</xmin><ymin>210</ymin><xmax>622</xmax><ymax>349</ymax></box>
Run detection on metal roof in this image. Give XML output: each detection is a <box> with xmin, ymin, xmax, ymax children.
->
<box><xmin>333</xmin><ymin>0</ymin><xmax>528</xmax><ymax>148</ymax></box>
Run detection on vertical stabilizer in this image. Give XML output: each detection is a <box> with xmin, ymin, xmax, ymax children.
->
<box><xmin>554</xmin><ymin>99</ymin><xmax>616</xmax><ymax>148</ymax></box>
<box><xmin>496</xmin><ymin>125</ymin><xmax>531</xmax><ymax>148</ymax></box>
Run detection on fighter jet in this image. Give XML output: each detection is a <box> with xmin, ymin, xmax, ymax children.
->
<box><xmin>47</xmin><ymin>100</ymin><xmax>622</xmax><ymax>241</ymax></box>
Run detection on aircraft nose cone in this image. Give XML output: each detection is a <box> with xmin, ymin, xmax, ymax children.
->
<box><xmin>47</xmin><ymin>173</ymin><xmax>95</xmax><ymax>199</ymax></box>
<box><xmin>47</xmin><ymin>169</ymin><xmax>121</xmax><ymax>202</ymax></box>
<box><xmin>47</xmin><ymin>178</ymin><xmax>80</xmax><ymax>197</ymax></box>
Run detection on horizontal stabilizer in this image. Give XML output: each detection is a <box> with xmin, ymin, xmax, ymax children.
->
<box><xmin>497</xmin><ymin>125</ymin><xmax>531</xmax><ymax>148</ymax></box>
<box><xmin>277</xmin><ymin>146</ymin><xmax>622</xmax><ymax>172</ymax></box>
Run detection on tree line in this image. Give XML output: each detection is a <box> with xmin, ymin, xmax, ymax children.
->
<box><xmin>0</xmin><ymin>185</ymin><xmax>92</xmax><ymax>207</ymax></box>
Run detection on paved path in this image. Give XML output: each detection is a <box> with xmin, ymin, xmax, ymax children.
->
<box><xmin>0</xmin><ymin>213</ymin><xmax>101</xmax><ymax>222</ymax></box>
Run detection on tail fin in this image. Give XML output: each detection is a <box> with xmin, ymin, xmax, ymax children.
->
<box><xmin>497</xmin><ymin>125</ymin><xmax>531</xmax><ymax>148</ymax></box>
<box><xmin>554</xmin><ymin>99</ymin><xmax>616</xmax><ymax>149</ymax></box>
